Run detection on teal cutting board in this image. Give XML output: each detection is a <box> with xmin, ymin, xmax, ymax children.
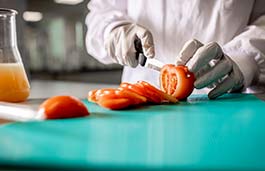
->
<box><xmin>0</xmin><ymin>94</ymin><xmax>264</xmax><ymax>170</ymax></box>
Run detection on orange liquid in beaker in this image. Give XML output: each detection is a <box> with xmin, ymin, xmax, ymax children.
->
<box><xmin>0</xmin><ymin>63</ymin><xmax>30</xmax><ymax>102</ymax></box>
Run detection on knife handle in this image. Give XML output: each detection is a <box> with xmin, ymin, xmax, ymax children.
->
<box><xmin>134</xmin><ymin>39</ymin><xmax>147</xmax><ymax>66</ymax></box>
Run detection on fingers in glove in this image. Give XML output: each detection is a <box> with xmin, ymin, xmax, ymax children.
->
<box><xmin>176</xmin><ymin>39</ymin><xmax>203</xmax><ymax>65</ymax></box>
<box><xmin>208</xmin><ymin>74</ymin><xmax>236</xmax><ymax>99</ymax></box>
<box><xmin>135</xmin><ymin>26</ymin><xmax>155</xmax><ymax>58</ymax></box>
<box><xmin>105</xmin><ymin>35</ymin><xmax>119</xmax><ymax>64</ymax></box>
<box><xmin>195</xmin><ymin>59</ymin><xmax>232</xmax><ymax>89</ymax></box>
<box><xmin>195</xmin><ymin>63</ymin><xmax>211</xmax><ymax>78</ymax></box>
<box><xmin>124</xmin><ymin>51</ymin><xmax>138</xmax><ymax>68</ymax></box>
<box><xmin>187</xmin><ymin>42</ymin><xmax>223</xmax><ymax>73</ymax></box>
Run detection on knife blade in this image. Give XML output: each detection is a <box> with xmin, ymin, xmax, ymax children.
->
<box><xmin>138</xmin><ymin>54</ymin><xmax>164</xmax><ymax>71</ymax></box>
<box><xmin>134</xmin><ymin>39</ymin><xmax>164</xmax><ymax>71</ymax></box>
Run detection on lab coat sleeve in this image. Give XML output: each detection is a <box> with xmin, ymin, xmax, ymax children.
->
<box><xmin>85</xmin><ymin>0</ymin><xmax>132</xmax><ymax>64</ymax></box>
<box><xmin>223</xmin><ymin>15</ymin><xmax>265</xmax><ymax>92</ymax></box>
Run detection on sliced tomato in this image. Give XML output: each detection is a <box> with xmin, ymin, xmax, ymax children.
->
<box><xmin>97</xmin><ymin>98</ymin><xmax>132</xmax><ymax>110</ymax></box>
<box><xmin>88</xmin><ymin>89</ymin><xmax>98</xmax><ymax>103</ymax></box>
<box><xmin>120</xmin><ymin>82</ymin><xmax>162</xmax><ymax>104</ymax></box>
<box><xmin>134</xmin><ymin>82</ymin><xmax>162</xmax><ymax>103</ymax></box>
<box><xmin>119</xmin><ymin>82</ymin><xmax>149</xmax><ymax>102</ymax></box>
<box><xmin>97</xmin><ymin>88</ymin><xmax>146</xmax><ymax>105</ymax></box>
<box><xmin>160</xmin><ymin>64</ymin><xmax>195</xmax><ymax>100</ymax></box>
<box><xmin>88</xmin><ymin>87</ymin><xmax>147</xmax><ymax>110</ymax></box>
<box><xmin>39</xmin><ymin>96</ymin><xmax>89</xmax><ymax>119</ymax></box>
<box><xmin>117</xmin><ymin>87</ymin><xmax>147</xmax><ymax>105</ymax></box>
<box><xmin>138</xmin><ymin>81</ymin><xmax>178</xmax><ymax>103</ymax></box>
<box><xmin>88</xmin><ymin>88</ymin><xmax>115</xmax><ymax>103</ymax></box>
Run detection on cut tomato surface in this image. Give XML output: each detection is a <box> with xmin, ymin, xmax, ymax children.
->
<box><xmin>88</xmin><ymin>87</ymin><xmax>147</xmax><ymax>110</ymax></box>
<box><xmin>87</xmin><ymin>89</ymin><xmax>98</xmax><ymax>103</ymax></box>
<box><xmin>135</xmin><ymin>82</ymin><xmax>162</xmax><ymax>103</ymax></box>
<box><xmin>119</xmin><ymin>82</ymin><xmax>152</xmax><ymax>103</ymax></box>
<box><xmin>117</xmin><ymin>87</ymin><xmax>147</xmax><ymax>105</ymax></box>
<box><xmin>87</xmin><ymin>79</ymin><xmax>180</xmax><ymax>110</ymax></box>
<box><xmin>88</xmin><ymin>88</ymin><xmax>116</xmax><ymax>103</ymax></box>
<box><xmin>38</xmin><ymin>95</ymin><xmax>89</xmax><ymax>119</ymax></box>
<box><xmin>120</xmin><ymin>82</ymin><xmax>146</xmax><ymax>97</ymax></box>
<box><xmin>160</xmin><ymin>64</ymin><xmax>195</xmax><ymax>100</ymax></box>
<box><xmin>138</xmin><ymin>81</ymin><xmax>178</xmax><ymax>103</ymax></box>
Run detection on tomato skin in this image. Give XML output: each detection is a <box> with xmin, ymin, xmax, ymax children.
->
<box><xmin>160</xmin><ymin>65</ymin><xmax>195</xmax><ymax>100</ymax></box>
<box><xmin>39</xmin><ymin>96</ymin><xmax>89</xmax><ymax>119</ymax></box>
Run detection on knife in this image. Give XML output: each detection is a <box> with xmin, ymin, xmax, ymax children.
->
<box><xmin>134</xmin><ymin>39</ymin><xmax>164</xmax><ymax>71</ymax></box>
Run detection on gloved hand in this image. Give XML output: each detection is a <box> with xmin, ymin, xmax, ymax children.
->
<box><xmin>105</xmin><ymin>23</ymin><xmax>155</xmax><ymax>67</ymax></box>
<box><xmin>176</xmin><ymin>39</ymin><xmax>244</xmax><ymax>99</ymax></box>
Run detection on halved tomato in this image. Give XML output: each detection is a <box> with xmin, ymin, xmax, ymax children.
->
<box><xmin>160</xmin><ymin>64</ymin><xmax>195</xmax><ymax>100</ymax></box>
<box><xmin>38</xmin><ymin>95</ymin><xmax>89</xmax><ymax>119</ymax></box>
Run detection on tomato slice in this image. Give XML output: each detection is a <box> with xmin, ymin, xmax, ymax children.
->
<box><xmin>38</xmin><ymin>96</ymin><xmax>89</xmax><ymax>119</ymax></box>
<box><xmin>134</xmin><ymin>82</ymin><xmax>162</xmax><ymax>103</ymax></box>
<box><xmin>117</xmin><ymin>87</ymin><xmax>147</xmax><ymax>105</ymax></box>
<box><xmin>160</xmin><ymin>64</ymin><xmax>195</xmax><ymax>100</ymax></box>
<box><xmin>97</xmin><ymin>98</ymin><xmax>132</xmax><ymax>110</ymax></box>
<box><xmin>138</xmin><ymin>81</ymin><xmax>178</xmax><ymax>103</ymax></box>
<box><xmin>120</xmin><ymin>82</ymin><xmax>146</xmax><ymax>97</ymax></box>
<box><xmin>88</xmin><ymin>89</ymin><xmax>98</xmax><ymax>103</ymax></box>
<box><xmin>119</xmin><ymin>82</ymin><xmax>151</xmax><ymax>102</ymax></box>
<box><xmin>97</xmin><ymin>88</ymin><xmax>146</xmax><ymax>105</ymax></box>
<box><xmin>89</xmin><ymin>88</ymin><xmax>147</xmax><ymax>110</ymax></box>
<box><xmin>88</xmin><ymin>88</ymin><xmax>115</xmax><ymax>103</ymax></box>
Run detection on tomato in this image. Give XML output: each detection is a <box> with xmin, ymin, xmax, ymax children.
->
<box><xmin>136</xmin><ymin>82</ymin><xmax>163</xmax><ymax>103</ymax></box>
<box><xmin>97</xmin><ymin>88</ymin><xmax>146</xmax><ymax>105</ymax></box>
<box><xmin>119</xmin><ymin>82</ymin><xmax>151</xmax><ymax>102</ymax></box>
<box><xmin>88</xmin><ymin>89</ymin><xmax>98</xmax><ymax>103</ymax></box>
<box><xmin>38</xmin><ymin>96</ymin><xmax>89</xmax><ymax>119</ymax></box>
<box><xmin>97</xmin><ymin>98</ymin><xmax>132</xmax><ymax>110</ymax></box>
<box><xmin>160</xmin><ymin>64</ymin><xmax>195</xmax><ymax>100</ymax></box>
<box><xmin>88</xmin><ymin>87</ymin><xmax>147</xmax><ymax>110</ymax></box>
<box><xmin>138</xmin><ymin>81</ymin><xmax>178</xmax><ymax>103</ymax></box>
<box><xmin>116</xmin><ymin>88</ymin><xmax>147</xmax><ymax>105</ymax></box>
<box><xmin>88</xmin><ymin>88</ymin><xmax>115</xmax><ymax>103</ymax></box>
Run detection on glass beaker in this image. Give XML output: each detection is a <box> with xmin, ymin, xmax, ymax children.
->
<box><xmin>0</xmin><ymin>8</ymin><xmax>30</xmax><ymax>102</ymax></box>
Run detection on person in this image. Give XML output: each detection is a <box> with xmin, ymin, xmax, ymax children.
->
<box><xmin>85</xmin><ymin>0</ymin><xmax>265</xmax><ymax>99</ymax></box>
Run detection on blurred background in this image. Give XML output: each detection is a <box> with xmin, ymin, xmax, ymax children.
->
<box><xmin>0</xmin><ymin>0</ymin><xmax>122</xmax><ymax>84</ymax></box>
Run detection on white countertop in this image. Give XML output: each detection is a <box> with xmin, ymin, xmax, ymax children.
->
<box><xmin>0</xmin><ymin>80</ymin><xmax>118</xmax><ymax>124</ymax></box>
<box><xmin>29</xmin><ymin>80</ymin><xmax>118</xmax><ymax>99</ymax></box>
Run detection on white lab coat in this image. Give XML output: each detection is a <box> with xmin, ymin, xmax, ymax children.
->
<box><xmin>85</xmin><ymin>0</ymin><xmax>265</xmax><ymax>93</ymax></box>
